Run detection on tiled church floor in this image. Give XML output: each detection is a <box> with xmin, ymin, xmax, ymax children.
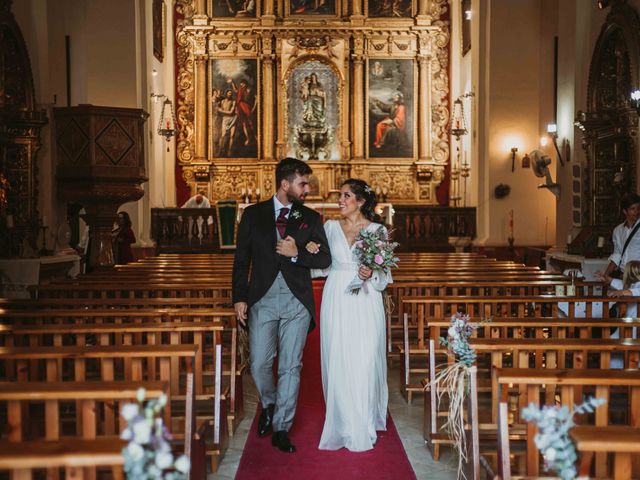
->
<box><xmin>211</xmin><ymin>364</ymin><xmax>458</xmax><ymax>480</ymax></box>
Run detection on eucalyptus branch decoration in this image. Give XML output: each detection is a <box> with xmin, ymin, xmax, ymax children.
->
<box><xmin>121</xmin><ymin>388</ymin><xmax>190</xmax><ymax>479</ymax></box>
<box><xmin>522</xmin><ymin>397</ymin><xmax>606</xmax><ymax>480</ymax></box>
<box><xmin>427</xmin><ymin>313</ymin><xmax>489</xmax><ymax>479</ymax></box>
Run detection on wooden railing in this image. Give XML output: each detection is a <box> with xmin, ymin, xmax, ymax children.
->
<box><xmin>392</xmin><ymin>206</ymin><xmax>476</xmax><ymax>252</ymax></box>
<box><xmin>151</xmin><ymin>208</ymin><xmax>219</xmax><ymax>253</ymax></box>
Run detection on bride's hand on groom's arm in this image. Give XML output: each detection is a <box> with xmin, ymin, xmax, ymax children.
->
<box><xmin>358</xmin><ymin>265</ymin><xmax>373</xmax><ymax>280</ymax></box>
<box><xmin>305</xmin><ymin>241</ymin><xmax>320</xmax><ymax>254</ymax></box>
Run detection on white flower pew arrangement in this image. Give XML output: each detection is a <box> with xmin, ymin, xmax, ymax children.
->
<box><xmin>521</xmin><ymin>397</ymin><xmax>606</xmax><ymax>480</ymax></box>
<box><xmin>121</xmin><ymin>388</ymin><xmax>190</xmax><ymax>479</ymax></box>
<box><xmin>347</xmin><ymin>225</ymin><xmax>399</xmax><ymax>294</ymax></box>
<box><xmin>427</xmin><ymin>313</ymin><xmax>490</xmax><ymax>478</ymax></box>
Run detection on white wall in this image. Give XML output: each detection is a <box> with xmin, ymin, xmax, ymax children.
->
<box><xmin>12</xmin><ymin>0</ymin><xmax>176</xmax><ymax>249</ymax></box>
<box><xmin>467</xmin><ymin>0</ymin><xmax>558</xmax><ymax>246</ymax></box>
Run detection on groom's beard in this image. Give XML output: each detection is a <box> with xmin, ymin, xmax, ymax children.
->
<box><xmin>286</xmin><ymin>190</ymin><xmax>307</xmax><ymax>204</ymax></box>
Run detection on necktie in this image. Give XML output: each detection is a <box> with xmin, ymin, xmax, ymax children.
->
<box><xmin>276</xmin><ymin>207</ymin><xmax>289</xmax><ymax>239</ymax></box>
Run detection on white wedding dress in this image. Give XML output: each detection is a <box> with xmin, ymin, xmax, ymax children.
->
<box><xmin>313</xmin><ymin>220</ymin><xmax>392</xmax><ymax>452</ymax></box>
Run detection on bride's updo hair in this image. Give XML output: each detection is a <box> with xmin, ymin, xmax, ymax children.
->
<box><xmin>342</xmin><ymin>178</ymin><xmax>381</xmax><ymax>223</ymax></box>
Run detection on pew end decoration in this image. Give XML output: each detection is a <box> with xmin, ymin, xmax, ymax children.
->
<box><xmin>346</xmin><ymin>225</ymin><xmax>399</xmax><ymax>294</ymax></box>
<box><xmin>521</xmin><ymin>397</ymin><xmax>606</xmax><ymax>480</ymax></box>
<box><xmin>121</xmin><ymin>388</ymin><xmax>190</xmax><ymax>479</ymax></box>
<box><xmin>427</xmin><ymin>313</ymin><xmax>489</xmax><ymax>479</ymax></box>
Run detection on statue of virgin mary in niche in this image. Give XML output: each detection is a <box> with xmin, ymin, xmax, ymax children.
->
<box><xmin>300</xmin><ymin>73</ymin><xmax>326</xmax><ymax>128</ymax></box>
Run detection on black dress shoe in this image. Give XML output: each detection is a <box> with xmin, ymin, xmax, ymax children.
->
<box><xmin>257</xmin><ymin>404</ymin><xmax>275</xmax><ymax>437</ymax></box>
<box><xmin>272</xmin><ymin>430</ymin><xmax>296</xmax><ymax>453</ymax></box>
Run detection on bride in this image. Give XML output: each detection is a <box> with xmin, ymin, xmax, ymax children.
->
<box><xmin>308</xmin><ymin>179</ymin><xmax>392</xmax><ymax>452</ymax></box>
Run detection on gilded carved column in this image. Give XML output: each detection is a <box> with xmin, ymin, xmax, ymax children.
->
<box><xmin>262</xmin><ymin>36</ymin><xmax>275</xmax><ymax>161</ymax></box>
<box><xmin>193</xmin><ymin>33</ymin><xmax>208</xmax><ymax>160</ymax></box>
<box><xmin>193</xmin><ymin>0</ymin><xmax>208</xmax><ymax>24</ymax></box>
<box><xmin>351</xmin><ymin>0</ymin><xmax>362</xmax><ymax>17</ymax></box>
<box><xmin>263</xmin><ymin>0</ymin><xmax>274</xmax><ymax>17</ymax></box>
<box><xmin>351</xmin><ymin>34</ymin><xmax>365</xmax><ymax>160</ymax></box>
<box><xmin>416</xmin><ymin>0</ymin><xmax>431</xmax><ymax>25</ymax></box>
<box><xmin>418</xmin><ymin>54</ymin><xmax>432</xmax><ymax>160</ymax></box>
<box><xmin>351</xmin><ymin>58</ymin><xmax>364</xmax><ymax>160</ymax></box>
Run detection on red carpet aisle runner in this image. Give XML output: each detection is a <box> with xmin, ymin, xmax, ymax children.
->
<box><xmin>235</xmin><ymin>280</ymin><xmax>417</xmax><ymax>480</ymax></box>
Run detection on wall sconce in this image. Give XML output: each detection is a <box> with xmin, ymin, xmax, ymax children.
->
<box><xmin>546</xmin><ymin>123</ymin><xmax>566</xmax><ymax>166</ymax></box>
<box><xmin>510</xmin><ymin>147</ymin><xmax>518</xmax><ymax>172</ymax></box>
<box><xmin>150</xmin><ymin>94</ymin><xmax>177</xmax><ymax>151</ymax></box>
<box><xmin>631</xmin><ymin>90</ymin><xmax>640</xmax><ymax>114</ymax></box>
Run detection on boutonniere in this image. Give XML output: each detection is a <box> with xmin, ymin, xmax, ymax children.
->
<box><xmin>291</xmin><ymin>210</ymin><xmax>302</xmax><ymax>220</ymax></box>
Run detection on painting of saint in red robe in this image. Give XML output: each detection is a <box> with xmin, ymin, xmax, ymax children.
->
<box><xmin>368</xmin><ymin>59</ymin><xmax>413</xmax><ymax>158</ymax></box>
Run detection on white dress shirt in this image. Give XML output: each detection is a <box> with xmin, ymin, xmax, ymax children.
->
<box><xmin>609</xmin><ymin>218</ymin><xmax>640</xmax><ymax>269</ymax></box>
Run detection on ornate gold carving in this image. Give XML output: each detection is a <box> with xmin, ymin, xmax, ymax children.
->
<box><xmin>369</xmin><ymin>171</ymin><xmax>415</xmax><ymax>199</ymax></box>
<box><xmin>212</xmin><ymin>170</ymin><xmax>258</xmax><ymax>199</ymax></box>
<box><xmin>174</xmin><ymin>0</ymin><xmax>452</xmax><ymax>204</ymax></box>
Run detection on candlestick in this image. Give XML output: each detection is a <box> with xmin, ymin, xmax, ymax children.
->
<box><xmin>256</xmin><ymin>188</ymin><xmax>260</xmax><ymax>196</ymax></box>
<box><xmin>567</xmin><ymin>234</ymin><xmax>572</xmax><ymax>245</ymax></box>
<box><xmin>5</xmin><ymin>215</ymin><xmax>13</xmax><ymax>229</ymax></box>
<box><xmin>597</xmin><ymin>236</ymin><xmax>604</xmax><ymax>248</ymax></box>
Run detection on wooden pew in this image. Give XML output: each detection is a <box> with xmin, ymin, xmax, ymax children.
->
<box><xmin>571</xmin><ymin>426</ymin><xmax>640</xmax><ymax>480</ymax></box>
<box><xmin>0</xmin><ymin>438</ymin><xmax>126</xmax><ymax>480</ymax></box>
<box><xmin>2</xmin><ymin>315</ymin><xmax>244</xmax><ymax>434</ymax></box>
<box><xmin>0</xmin><ymin>382</ymin><xmax>169</xmax><ymax>478</ymax></box>
<box><xmin>398</xmin><ymin>295</ymin><xmax>636</xmax><ymax>399</ymax></box>
<box><xmin>0</xmin><ymin>342</ymin><xmax>229</xmax><ymax>472</ymax></box>
<box><xmin>424</xmin><ymin>339</ymin><xmax>640</xmax><ymax>463</ymax></box>
<box><xmin>495</xmin><ymin>369</ymin><xmax>640</xmax><ymax>479</ymax></box>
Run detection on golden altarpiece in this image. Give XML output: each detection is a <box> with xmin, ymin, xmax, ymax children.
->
<box><xmin>175</xmin><ymin>0</ymin><xmax>451</xmax><ymax>205</ymax></box>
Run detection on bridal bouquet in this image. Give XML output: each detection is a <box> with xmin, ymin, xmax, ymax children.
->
<box><xmin>346</xmin><ymin>225</ymin><xmax>399</xmax><ymax>294</ymax></box>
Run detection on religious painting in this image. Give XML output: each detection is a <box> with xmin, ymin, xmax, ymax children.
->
<box><xmin>286</xmin><ymin>60</ymin><xmax>341</xmax><ymax>161</ymax></box>
<box><xmin>367</xmin><ymin>59</ymin><xmax>414</xmax><ymax>158</ymax></box>
<box><xmin>152</xmin><ymin>0</ymin><xmax>165</xmax><ymax>62</ymax></box>
<box><xmin>287</xmin><ymin>0</ymin><xmax>337</xmax><ymax>16</ymax></box>
<box><xmin>212</xmin><ymin>0</ymin><xmax>256</xmax><ymax>18</ymax></box>
<box><xmin>210</xmin><ymin>59</ymin><xmax>259</xmax><ymax>159</ymax></box>
<box><xmin>367</xmin><ymin>0</ymin><xmax>412</xmax><ymax>17</ymax></box>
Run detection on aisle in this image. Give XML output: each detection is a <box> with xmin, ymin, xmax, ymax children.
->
<box><xmin>235</xmin><ymin>281</ymin><xmax>417</xmax><ymax>480</ymax></box>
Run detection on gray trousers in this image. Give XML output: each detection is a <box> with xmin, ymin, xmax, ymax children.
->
<box><xmin>249</xmin><ymin>272</ymin><xmax>311</xmax><ymax>432</ymax></box>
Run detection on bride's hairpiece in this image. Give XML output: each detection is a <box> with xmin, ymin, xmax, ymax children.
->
<box><xmin>364</xmin><ymin>185</ymin><xmax>373</xmax><ymax>194</ymax></box>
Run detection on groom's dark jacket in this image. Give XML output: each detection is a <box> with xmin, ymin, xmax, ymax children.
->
<box><xmin>232</xmin><ymin>199</ymin><xmax>331</xmax><ymax>331</ymax></box>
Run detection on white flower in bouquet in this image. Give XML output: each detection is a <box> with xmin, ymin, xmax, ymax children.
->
<box><xmin>132</xmin><ymin>418</ymin><xmax>152</xmax><ymax>444</ymax></box>
<box><xmin>122</xmin><ymin>403</ymin><xmax>139</xmax><ymax>422</ymax></box>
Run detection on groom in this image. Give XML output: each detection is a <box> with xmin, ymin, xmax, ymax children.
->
<box><xmin>232</xmin><ymin>157</ymin><xmax>331</xmax><ymax>452</ymax></box>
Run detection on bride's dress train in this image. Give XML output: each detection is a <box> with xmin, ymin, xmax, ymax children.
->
<box><xmin>314</xmin><ymin>220</ymin><xmax>392</xmax><ymax>452</ymax></box>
